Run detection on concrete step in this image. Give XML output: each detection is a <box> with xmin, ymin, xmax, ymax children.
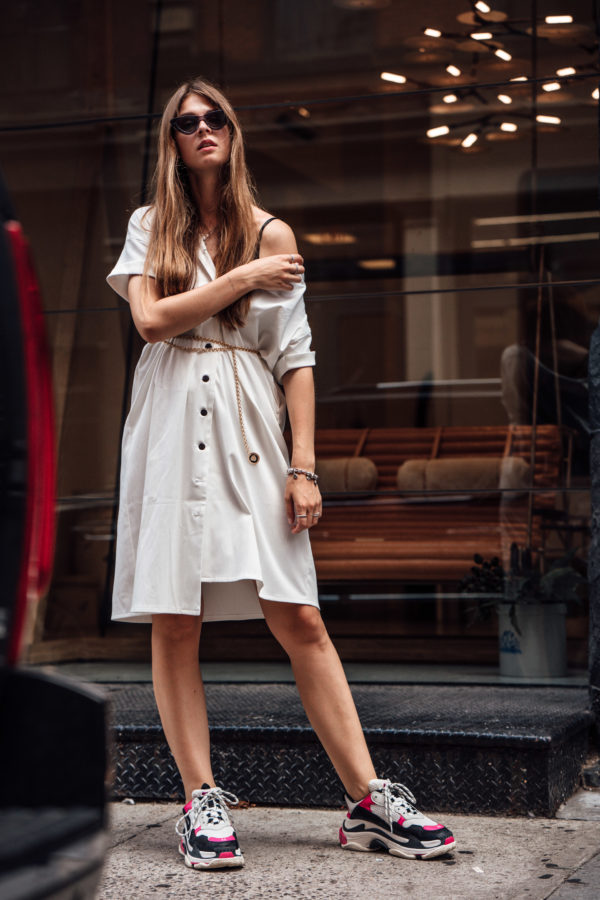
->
<box><xmin>107</xmin><ymin>683</ymin><xmax>593</xmax><ymax>816</ymax></box>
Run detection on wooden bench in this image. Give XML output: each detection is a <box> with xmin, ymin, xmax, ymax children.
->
<box><xmin>303</xmin><ymin>425</ymin><xmax>566</xmax><ymax>583</ymax></box>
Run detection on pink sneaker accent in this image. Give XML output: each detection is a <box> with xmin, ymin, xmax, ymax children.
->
<box><xmin>339</xmin><ymin>827</ymin><xmax>348</xmax><ymax>845</ymax></box>
<box><xmin>445</xmin><ymin>836</ymin><xmax>455</xmax><ymax>845</ymax></box>
<box><xmin>219</xmin><ymin>852</ymin><xmax>235</xmax><ymax>858</ymax></box>
<box><xmin>423</xmin><ymin>824</ymin><xmax>442</xmax><ymax>831</ymax></box>
<box><xmin>183</xmin><ymin>800</ymin><xmax>193</xmax><ymax>813</ymax></box>
<box><xmin>397</xmin><ymin>815</ymin><xmax>406</xmax><ymax>825</ymax></box>
<box><xmin>208</xmin><ymin>835</ymin><xmax>235</xmax><ymax>842</ymax></box>
<box><xmin>358</xmin><ymin>795</ymin><xmax>375</xmax><ymax>811</ymax></box>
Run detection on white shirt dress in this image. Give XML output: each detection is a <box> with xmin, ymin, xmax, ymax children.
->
<box><xmin>106</xmin><ymin>206</ymin><xmax>320</xmax><ymax>623</ymax></box>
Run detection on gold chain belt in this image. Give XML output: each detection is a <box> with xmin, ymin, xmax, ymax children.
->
<box><xmin>163</xmin><ymin>334</ymin><xmax>262</xmax><ymax>464</ymax></box>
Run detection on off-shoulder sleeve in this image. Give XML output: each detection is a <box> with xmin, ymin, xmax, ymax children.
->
<box><xmin>255</xmin><ymin>277</ymin><xmax>316</xmax><ymax>384</ymax></box>
<box><xmin>106</xmin><ymin>206</ymin><xmax>155</xmax><ymax>302</ymax></box>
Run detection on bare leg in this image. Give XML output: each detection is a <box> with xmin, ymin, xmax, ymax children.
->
<box><xmin>151</xmin><ymin>613</ymin><xmax>215</xmax><ymax>802</ymax></box>
<box><xmin>260</xmin><ymin>599</ymin><xmax>377</xmax><ymax>801</ymax></box>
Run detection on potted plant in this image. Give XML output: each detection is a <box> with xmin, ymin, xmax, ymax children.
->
<box><xmin>458</xmin><ymin>543</ymin><xmax>585</xmax><ymax>678</ymax></box>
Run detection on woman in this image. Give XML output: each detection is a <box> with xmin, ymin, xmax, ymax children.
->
<box><xmin>107</xmin><ymin>77</ymin><xmax>455</xmax><ymax>871</ymax></box>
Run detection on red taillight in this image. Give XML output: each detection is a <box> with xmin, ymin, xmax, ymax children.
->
<box><xmin>6</xmin><ymin>221</ymin><xmax>56</xmax><ymax>664</ymax></box>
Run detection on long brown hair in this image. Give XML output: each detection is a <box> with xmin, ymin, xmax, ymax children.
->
<box><xmin>143</xmin><ymin>77</ymin><xmax>259</xmax><ymax>328</ymax></box>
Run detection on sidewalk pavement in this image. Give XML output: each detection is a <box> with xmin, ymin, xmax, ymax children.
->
<box><xmin>97</xmin><ymin>791</ymin><xmax>600</xmax><ymax>900</ymax></box>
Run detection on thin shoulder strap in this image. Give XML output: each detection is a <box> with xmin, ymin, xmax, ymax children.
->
<box><xmin>254</xmin><ymin>216</ymin><xmax>280</xmax><ymax>257</ymax></box>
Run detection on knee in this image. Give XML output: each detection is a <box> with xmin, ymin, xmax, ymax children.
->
<box><xmin>272</xmin><ymin>605</ymin><xmax>330</xmax><ymax>652</ymax></box>
<box><xmin>152</xmin><ymin>613</ymin><xmax>202</xmax><ymax>644</ymax></box>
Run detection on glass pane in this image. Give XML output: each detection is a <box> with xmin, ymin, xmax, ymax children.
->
<box><xmin>0</xmin><ymin>0</ymin><xmax>156</xmax><ymax>126</ymax></box>
<box><xmin>1</xmin><ymin>121</ymin><xmax>151</xmax><ymax>312</ymax></box>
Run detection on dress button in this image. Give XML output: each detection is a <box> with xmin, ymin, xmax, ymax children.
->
<box><xmin>205</xmin><ymin>342</ymin><xmax>212</xmax><ymax>349</ymax></box>
<box><xmin>198</xmin><ymin>442</ymin><xmax>206</xmax><ymax>450</ymax></box>
<box><xmin>200</xmin><ymin>408</ymin><xmax>208</xmax><ymax>416</ymax></box>
<box><xmin>202</xmin><ymin>375</ymin><xmax>210</xmax><ymax>382</ymax></box>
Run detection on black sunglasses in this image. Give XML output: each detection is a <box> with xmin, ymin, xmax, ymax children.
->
<box><xmin>170</xmin><ymin>109</ymin><xmax>230</xmax><ymax>134</ymax></box>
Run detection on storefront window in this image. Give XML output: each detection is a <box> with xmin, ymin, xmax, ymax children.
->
<box><xmin>3</xmin><ymin>0</ymin><xmax>596</xmax><ymax>671</ymax></box>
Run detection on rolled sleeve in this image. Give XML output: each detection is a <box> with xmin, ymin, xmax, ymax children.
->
<box><xmin>257</xmin><ymin>279</ymin><xmax>316</xmax><ymax>384</ymax></box>
<box><xmin>106</xmin><ymin>206</ymin><xmax>155</xmax><ymax>303</ymax></box>
<box><xmin>272</xmin><ymin>326</ymin><xmax>316</xmax><ymax>383</ymax></box>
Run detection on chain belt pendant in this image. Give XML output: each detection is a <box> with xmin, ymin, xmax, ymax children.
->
<box><xmin>163</xmin><ymin>335</ymin><xmax>261</xmax><ymax>464</ymax></box>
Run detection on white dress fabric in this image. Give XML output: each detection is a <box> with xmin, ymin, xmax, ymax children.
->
<box><xmin>107</xmin><ymin>206</ymin><xmax>319</xmax><ymax>623</ymax></box>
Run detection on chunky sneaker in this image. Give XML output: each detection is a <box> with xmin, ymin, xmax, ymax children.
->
<box><xmin>175</xmin><ymin>783</ymin><xmax>244</xmax><ymax>869</ymax></box>
<box><xmin>339</xmin><ymin>778</ymin><xmax>456</xmax><ymax>860</ymax></box>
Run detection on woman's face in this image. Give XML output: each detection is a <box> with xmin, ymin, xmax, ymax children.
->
<box><xmin>173</xmin><ymin>94</ymin><xmax>232</xmax><ymax>174</ymax></box>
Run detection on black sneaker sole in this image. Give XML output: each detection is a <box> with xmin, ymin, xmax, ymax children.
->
<box><xmin>179</xmin><ymin>841</ymin><xmax>244</xmax><ymax>869</ymax></box>
<box><xmin>340</xmin><ymin>824</ymin><xmax>456</xmax><ymax>860</ymax></box>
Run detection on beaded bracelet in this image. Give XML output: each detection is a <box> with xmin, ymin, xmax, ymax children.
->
<box><xmin>286</xmin><ymin>466</ymin><xmax>319</xmax><ymax>486</ymax></box>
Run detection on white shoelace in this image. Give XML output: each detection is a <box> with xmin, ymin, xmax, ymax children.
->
<box><xmin>175</xmin><ymin>786</ymin><xmax>240</xmax><ymax>840</ymax></box>
<box><xmin>380</xmin><ymin>781</ymin><xmax>419</xmax><ymax>829</ymax></box>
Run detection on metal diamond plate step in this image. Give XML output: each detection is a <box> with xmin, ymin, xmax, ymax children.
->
<box><xmin>106</xmin><ymin>683</ymin><xmax>592</xmax><ymax>816</ymax></box>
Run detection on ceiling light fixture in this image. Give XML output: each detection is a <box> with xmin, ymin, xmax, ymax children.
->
<box><xmin>497</xmin><ymin>94</ymin><xmax>512</xmax><ymax>104</ymax></box>
<box><xmin>510</xmin><ymin>76</ymin><xmax>528</xmax><ymax>82</ymax></box>
<box><xmin>592</xmin><ymin>88</ymin><xmax>599</xmax><ymax>100</ymax></box>
<box><xmin>470</xmin><ymin>32</ymin><xmax>493</xmax><ymax>40</ymax></box>
<box><xmin>556</xmin><ymin>66</ymin><xmax>576</xmax><ymax>77</ymax></box>
<box><xmin>475</xmin><ymin>1</ymin><xmax>491</xmax><ymax>12</ymax></box>
<box><xmin>500</xmin><ymin>122</ymin><xmax>518</xmax><ymax>132</ymax></box>
<box><xmin>380</xmin><ymin>71</ymin><xmax>407</xmax><ymax>83</ymax></box>
<box><xmin>446</xmin><ymin>64</ymin><xmax>462</xmax><ymax>77</ymax></box>
<box><xmin>494</xmin><ymin>48</ymin><xmax>512</xmax><ymax>61</ymax></box>
<box><xmin>536</xmin><ymin>114</ymin><xmax>561</xmax><ymax>124</ymax></box>
<box><xmin>542</xmin><ymin>81</ymin><xmax>561</xmax><ymax>91</ymax></box>
<box><xmin>427</xmin><ymin>125</ymin><xmax>450</xmax><ymax>138</ymax></box>
<box><xmin>461</xmin><ymin>132</ymin><xmax>479</xmax><ymax>148</ymax></box>
<box><xmin>303</xmin><ymin>232</ymin><xmax>357</xmax><ymax>245</ymax></box>
<box><xmin>545</xmin><ymin>15</ymin><xmax>573</xmax><ymax>24</ymax></box>
<box><xmin>424</xmin><ymin>27</ymin><xmax>442</xmax><ymax>38</ymax></box>
<box><xmin>443</xmin><ymin>93</ymin><xmax>459</xmax><ymax>103</ymax></box>
<box><xmin>358</xmin><ymin>259</ymin><xmax>397</xmax><ymax>270</ymax></box>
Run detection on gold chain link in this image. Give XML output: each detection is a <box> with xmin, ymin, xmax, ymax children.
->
<box><xmin>163</xmin><ymin>334</ymin><xmax>261</xmax><ymax>464</ymax></box>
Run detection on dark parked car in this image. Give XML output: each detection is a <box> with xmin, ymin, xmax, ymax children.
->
<box><xmin>0</xmin><ymin>175</ymin><xmax>108</xmax><ymax>898</ymax></box>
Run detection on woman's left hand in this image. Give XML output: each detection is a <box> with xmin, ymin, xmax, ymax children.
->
<box><xmin>285</xmin><ymin>476</ymin><xmax>322</xmax><ymax>534</ymax></box>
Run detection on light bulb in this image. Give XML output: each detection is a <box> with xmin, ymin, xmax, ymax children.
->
<box><xmin>495</xmin><ymin>49</ymin><xmax>512</xmax><ymax>61</ymax></box>
<box><xmin>461</xmin><ymin>133</ymin><xmax>478</xmax><ymax>148</ymax></box>
<box><xmin>497</xmin><ymin>94</ymin><xmax>512</xmax><ymax>104</ymax></box>
<box><xmin>475</xmin><ymin>1</ymin><xmax>491</xmax><ymax>12</ymax></box>
<box><xmin>592</xmin><ymin>88</ymin><xmax>599</xmax><ymax>100</ymax></box>
<box><xmin>536</xmin><ymin>114</ymin><xmax>561</xmax><ymax>125</ymax></box>
<box><xmin>446</xmin><ymin>65</ymin><xmax>462</xmax><ymax>77</ymax></box>
<box><xmin>443</xmin><ymin>93</ymin><xmax>458</xmax><ymax>103</ymax></box>
<box><xmin>510</xmin><ymin>76</ymin><xmax>528</xmax><ymax>82</ymax></box>
<box><xmin>427</xmin><ymin>125</ymin><xmax>450</xmax><ymax>138</ymax></box>
<box><xmin>542</xmin><ymin>82</ymin><xmax>561</xmax><ymax>92</ymax></box>
<box><xmin>556</xmin><ymin>67</ymin><xmax>576</xmax><ymax>77</ymax></box>
<box><xmin>545</xmin><ymin>15</ymin><xmax>573</xmax><ymax>24</ymax></box>
<box><xmin>424</xmin><ymin>28</ymin><xmax>442</xmax><ymax>38</ymax></box>
<box><xmin>500</xmin><ymin>122</ymin><xmax>518</xmax><ymax>132</ymax></box>
<box><xmin>471</xmin><ymin>32</ymin><xmax>493</xmax><ymax>40</ymax></box>
<box><xmin>381</xmin><ymin>71</ymin><xmax>407</xmax><ymax>84</ymax></box>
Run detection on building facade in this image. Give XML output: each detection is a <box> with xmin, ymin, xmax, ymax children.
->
<box><xmin>2</xmin><ymin>0</ymin><xmax>597</xmax><ymax>671</ymax></box>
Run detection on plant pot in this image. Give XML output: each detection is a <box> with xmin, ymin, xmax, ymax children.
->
<box><xmin>498</xmin><ymin>602</ymin><xmax>567</xmax><ymax>678</ymax></box>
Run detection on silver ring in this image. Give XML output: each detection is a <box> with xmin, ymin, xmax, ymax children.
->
<box><xmin>313</xmin><ymin>513</ymin><xmax>321</xmax><ymax>517</ymax></box>
<box><xmin>289</xmin><ymin>255</ymin><xmax>294</xmax><ymax>263</ymax></box>
<box><xmin>295</xmin><ymin>514</ymin><xmax>308</xmax><ymax>518</ymax></box>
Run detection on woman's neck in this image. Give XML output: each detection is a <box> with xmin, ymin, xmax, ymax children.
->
<box><xmin>188</xmin><ymin>170</ymin><xmax>220</xmax><ymax>228</ymax></box>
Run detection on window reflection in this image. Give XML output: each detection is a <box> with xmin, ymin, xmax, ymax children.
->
<box><xmin>2</xmin><ymin>0</ymin><xmax>594</xmax><ymax>670</ymax></box>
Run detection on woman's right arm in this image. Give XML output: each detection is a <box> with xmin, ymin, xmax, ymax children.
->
<box><xmin>128</xmin><ymin>253</ymin><xmax>304</xmax><ymax>343</ymax></box>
